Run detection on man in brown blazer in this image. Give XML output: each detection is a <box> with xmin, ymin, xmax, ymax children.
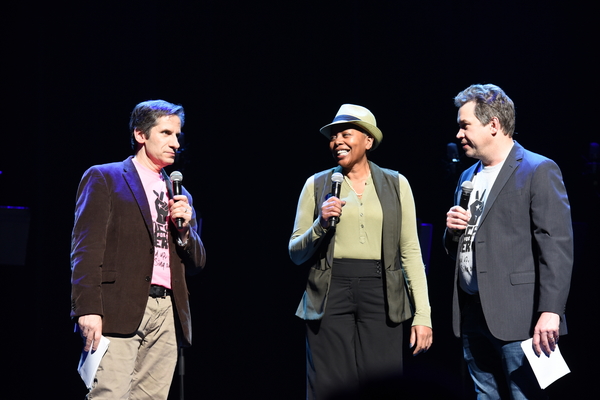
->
<box><xmin>71</xmin><ymin>100</ymin><xmax>206</xmax><ymax>399</ymax></box>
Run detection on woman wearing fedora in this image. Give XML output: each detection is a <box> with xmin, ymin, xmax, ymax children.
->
<box><xmin>289</xmin><ymin>104</ymin><xmax>433</xmax><ymax>399</ymax></box>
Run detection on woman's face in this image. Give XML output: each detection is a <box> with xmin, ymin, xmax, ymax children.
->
<box><xmin>329</xmin><ymin>125</ymin><xmax>373</xmax><ymax>169</ymax></box>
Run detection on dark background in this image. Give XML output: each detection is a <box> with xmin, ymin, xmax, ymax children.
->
<box><xmin>3</xmin><ymin>1</ymin><xmax>598</xmax><ymax>398</ymax></box>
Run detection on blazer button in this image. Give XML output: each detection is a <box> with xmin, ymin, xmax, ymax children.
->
<box><xmin>145</xmin><ymin>276</ymin><xmax>151</xmax><ymax>282</ymax></box>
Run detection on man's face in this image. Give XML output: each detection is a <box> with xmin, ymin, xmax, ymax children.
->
<box><xmin>456</xmin><ymin>101</ymin><xmax>494</xmax><ymax>162</ymax></box>
<box><xmin>135</xmin><ymin>115</ymin><xmax>181</xmax><ymax>171</ymax></box>
<box><xmin>329</xmin><ymin>125</ymin><xmax>373</xmax><ymax>169</ymax></box>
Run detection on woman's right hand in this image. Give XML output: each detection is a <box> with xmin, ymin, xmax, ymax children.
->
<box><xmin>320</xmin><ymin>196</ymin><xmax>345</xmax><ymax>229</ymax></box>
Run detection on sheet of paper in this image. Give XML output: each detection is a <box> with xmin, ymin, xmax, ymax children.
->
<box><xmin>520</xmin><ymin>338</ymin><xmax>570</xmax><ymax>389</ymax></box>
<box><xmin>77</xmin><ymin>336</ymin><xmax>110</xmax><ymax>389</ymax></box>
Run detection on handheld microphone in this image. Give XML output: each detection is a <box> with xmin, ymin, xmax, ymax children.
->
<box><xmin>329</xmin><ymin>172</ymin><xmax>343</xmax><ymax>228</ymax></box>
<box><xmin>459</xmin><ymin>181</ymin><xmax>473</xmax><ymax>211</ymax></box>
<box><xmin>170</xmin><ymin>171</ymin><xmax>184</xmax><ymax>229</ymax></box>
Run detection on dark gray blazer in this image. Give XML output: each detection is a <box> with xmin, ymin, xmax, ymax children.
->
<box><xmin>70</xmin><ymin>157</ymin><xmax>206</xmax><ymax>346</ymax></box>
<box><xmin>445</xmin><ymin>141</ymin><xmax>573</xmax><ymax>341</ymax></box>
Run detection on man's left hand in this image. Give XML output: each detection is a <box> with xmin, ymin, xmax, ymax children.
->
<box><xmin>170</xmin><ymin>195</ymin><xmax>192</xmax><ymax>246</ymax></box>
<box><xmin>170</xmin><ymin>195</ymin><xmax>192</xmax><ymax>230</ymax></box>
<box><xmin>533</xmin><ymin>312</ymin><xmax>560</xmax><ymax>357</ymax></box>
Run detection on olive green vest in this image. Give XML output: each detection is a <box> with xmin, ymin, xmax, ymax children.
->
<box><xmin>295</xmin><ymin>161</ymin><xmax>414</xmax><ymax>323</ymax></box>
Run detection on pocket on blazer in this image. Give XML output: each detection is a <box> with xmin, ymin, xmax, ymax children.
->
<box><xmin>101</xmin><ymin>270</ymin><xmax>117</xmax><ymax>284</ymax></box>
<box><xmin>510</xmin><ymin>271</ymin><xmax>535</xmax><ymax>285</ymax></box>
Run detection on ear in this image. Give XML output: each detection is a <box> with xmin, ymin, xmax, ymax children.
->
<box><xmin>133</xmin><ymin>128</ymin><xmax>147</xmax><ymax>145</ymax></box>
<box><xmin>365</xmin><ymin>135</ymin><xmax>374</xmax><ymax>150</ymax></box>
<box><xmin>489</xmin><ymin>117</ymin><xmax>501</xmax><ymax>136</ymax></box>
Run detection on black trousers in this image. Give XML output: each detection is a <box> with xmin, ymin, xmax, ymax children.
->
<box><xmin>306</xmin><ymin>259</ymin><xmax>403</xmax><ymax>400</ymax></box>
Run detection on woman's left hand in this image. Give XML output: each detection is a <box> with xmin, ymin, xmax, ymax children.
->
<box><xmin>410</xmin><ymin>325</ymin><xmax>433</xmax><ymax>356</ymax></box>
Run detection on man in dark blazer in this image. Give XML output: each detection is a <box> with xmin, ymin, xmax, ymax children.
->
<box><xmin>445</xmin><ymin>84</ymin><xmax>573</xmax><ymax>399</ymax></box>
<box><xmin>71</xmin><ymin>100</ymin><xmax>206</xmax><ymax>399</ymax></box>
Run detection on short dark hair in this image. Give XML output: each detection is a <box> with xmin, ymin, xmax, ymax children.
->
<box><xmin>454</xmin><ymin>84</ymin><xmax>515</xmax><ymax>137</ymax></box>
<box><xmin>129</xmin><ymin>100</ymin><xmax>185</xmax><ymax>149</ymax></box>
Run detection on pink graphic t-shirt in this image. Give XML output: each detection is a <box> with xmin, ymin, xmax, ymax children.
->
<box><xmin>132</xmin><ymin>157</ymin><xmax>171</xmax><ymax>289</ymax></box>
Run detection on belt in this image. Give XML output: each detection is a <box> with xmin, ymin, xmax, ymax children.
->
<box><xmin>149</xmin><ymin>285</ymin><xmax>172</xmax><ymax>298</ymax></box>
<box><xmin>332</xmin><ymin>259</ymin><xmax>382</xmax><ymax>278</ymax></box>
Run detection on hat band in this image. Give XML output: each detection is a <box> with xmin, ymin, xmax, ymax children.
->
<box><xmin>332</xmin><ymin>114</ymin><xmax>361</xmax><ymax>123</ymax></box>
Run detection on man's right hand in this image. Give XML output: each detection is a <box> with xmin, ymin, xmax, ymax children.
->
<box><xmin>446</xmin><ymin>205</ymin><xmax>470</xmax><ymax>231</ymax></box>
<box><xmin>78</xmin><ymin>314</ymin><xmax>102</xmax><ymax>352</ymax></box>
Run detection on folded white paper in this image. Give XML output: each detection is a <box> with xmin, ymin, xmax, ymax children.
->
<box><xmin>520</xmin><ymin>338</ymin><xmax>570</xmax><ymax>389</ymax></box>
<box><xmin>77</xmin><ymin>336</ymin><xmax>110</xmax><ymax>389</ymax></box>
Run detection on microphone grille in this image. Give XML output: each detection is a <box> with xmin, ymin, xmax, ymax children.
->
<box><xmin>170</xmin><ymin>171</ymin><xmax>183</xmax><ymax>182</ymax></box>
<box><xmin>332</xmin><ymin>172</ymin><xmax>343</xmax><ymax>183</ymax></box>
<box><xmin>461</xmin><ymin>180</ymin><xmax>473</xmax><ymax>194</ymax></box>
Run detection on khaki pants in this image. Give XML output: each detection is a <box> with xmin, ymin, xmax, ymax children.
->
<box><xmin>88</xmin><ymin>296</ymin><xmax>178</xmax><ymax>400</ymax></box>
